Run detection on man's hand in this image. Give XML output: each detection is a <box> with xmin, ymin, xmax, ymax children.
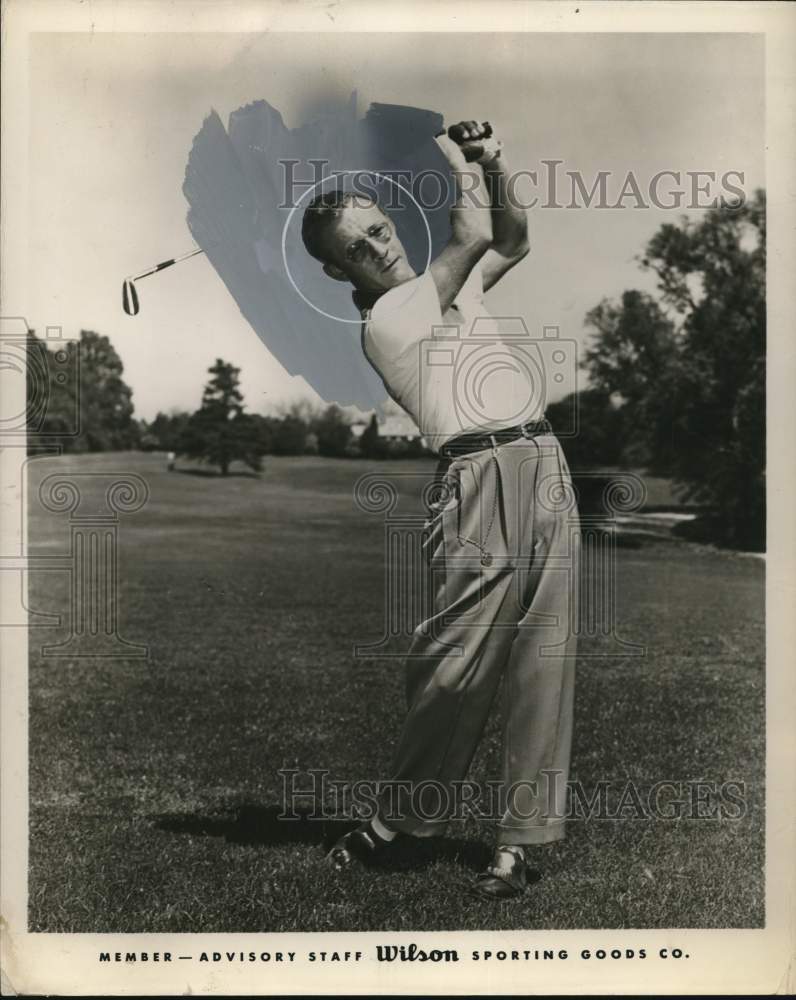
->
<box><xmin>447</xmin><ymin>120</ymin><xmax>503</xmax><ymax>165</ymax></box>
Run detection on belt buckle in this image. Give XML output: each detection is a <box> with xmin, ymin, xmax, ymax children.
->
<box><xmin>521</xmin><ymin>419</ymin><xmax>547</xmax><ymax>440</ymax></box>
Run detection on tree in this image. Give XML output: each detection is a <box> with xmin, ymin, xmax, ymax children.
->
<box><xmin>249</xmin><ymin>414</ymin><xmax>277</xmax><ymax>455</ymax></box>
<box><xmin>269</xmin><ymin>401</ymin><xmax>315</xmax><ymax>455</ymax></box>
<box><xmin>582</xmin><ymin>190</ymin><xmax>765</xmax><ymax>548</ymax></box>
<box><xmin>26</xmin><ymin>329</ymin><xmax>77</xmax><ymax>449</ymax></box>
<box><xmin>77</xmin><ymin>331</ymin><xmax>138</xmax><ymax>451</ymax></box>
<box><xmin>643</xmin><ymin>190</ymin><xmax>764</xmax><ymax>548</ymax></box>
<box><xmin>145</xmin><ymin>409</ymin><xmax>191</xmax><ymax>452</ymax></box>
<box><xmin>313</xmin><ymin>404</ymin><xmax>352</xmax><ymax>457</ymax></box>
<box><xmin>359</xmin><ymin>413</ymin><xmax>384</xmax><ymax>459</ymax></box>
<box><xmin>267</xmin><ymin>415</ymin><xmax>305</xmax><ymax>455</ymax></box>
<box><xmin>26</xmin><ymin>329</ymin><xmax>138</xmax><ymax>452</ymax></box>
<box><xmin>546</xmin><ymin>388</ymin><xmax>632</xmax><ymax>470</ymax></box>
<box><xmin>179</xmin><ymin>359</ymin><xmax>264</xmax><ymax>475</ymax></box>
<box><xmin>582</xmin><ymin>291</ymin><xmax>680</xmax><ymax>470</ymax></box>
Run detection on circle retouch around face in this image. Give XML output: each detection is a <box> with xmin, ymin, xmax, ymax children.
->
<box><xmin>282</xmin><ymin>170</ymin><xmax>432</xmax><ymax>324</ymax></box>
<box><xmin>325</xmin><ymin>202</ymin><xmax>417</xmax><ymax>292</ymax></box>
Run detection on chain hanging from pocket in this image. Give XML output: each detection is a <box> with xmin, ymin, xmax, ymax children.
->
<box><xmin>455</xmin><ymin>440</ymin><xmax>504</xmax><ymax>567</ymax></box>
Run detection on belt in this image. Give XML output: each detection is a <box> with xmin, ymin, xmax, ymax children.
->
<box><xmin>439</xmin><ymin>418</ymin><xmax>553</xmax><ymax>458</ymax></box>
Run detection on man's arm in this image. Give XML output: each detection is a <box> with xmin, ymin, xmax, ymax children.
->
<box><xmin>429</xmin><ymin>135</ymin><xmax>493</xmax><ymax>313</ymax></box>
<box><xmin>445</xmin><ymin>121</ymin><xmax>530</xmax><ymax>292</ymax></box>
<box><xmin>480</xmin><ymin>152</ymin><xmax>530</xmax><ymax>292</ymax></box>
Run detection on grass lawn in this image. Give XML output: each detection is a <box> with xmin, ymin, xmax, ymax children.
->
<box><xmin>26</xmin><ymin>451</ymin><xmax>764</xmax><ymax>932</ymax></box>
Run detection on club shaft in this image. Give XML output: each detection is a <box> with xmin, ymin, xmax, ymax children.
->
<box><xmin>131</xmin><ymin>247</ymin><xmax>204</xmax><ymax>282</ymax></box>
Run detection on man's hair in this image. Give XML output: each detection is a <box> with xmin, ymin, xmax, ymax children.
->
<box><xmin>301</xmin><ymin>188</ymin><xmax>378</xmax><ymax>263</ymax></box>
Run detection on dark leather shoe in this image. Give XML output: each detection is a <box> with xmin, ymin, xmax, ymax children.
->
<box><xmin>472</xmin><ymin>846</ymin><xmax>528</xmax><ymax>899</ymax></box>
<box><xmin>326</xmin><ymin>821</ymin><xmax>394</xmax><ymax>870</ymax></box>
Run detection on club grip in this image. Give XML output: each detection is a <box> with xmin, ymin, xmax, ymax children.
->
<box><xmin>447</xmin><ymin>121</ymin><xmax>493</xmax><ymax>141</ymax></box>
<box><xmin>445</xmin><ymin>121</ymin><xmax>496</xmax><ymax>162</ymax></box>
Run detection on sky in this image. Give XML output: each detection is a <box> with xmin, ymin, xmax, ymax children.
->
<box><xmin>27</xmin><ymin>31</ymin><xmax>764</xmax><ymax>421</ymax></box>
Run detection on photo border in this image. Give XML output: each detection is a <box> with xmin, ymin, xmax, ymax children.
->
<box><xmin>1</xmin><ymin>1</ymin><xmax>793</xmax><ymax>995</ymax></box>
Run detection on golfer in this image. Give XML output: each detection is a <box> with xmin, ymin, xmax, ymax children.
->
<box><xmin>301</xmin><ymin>121</ymin><xmax>579</xmax><ymax>899</ymax></box>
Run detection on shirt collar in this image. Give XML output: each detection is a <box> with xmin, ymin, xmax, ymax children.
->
<box><xmin>352</xmin><ymin>287</ymin><xmax>382</xmax><ymax>314</ymax></box>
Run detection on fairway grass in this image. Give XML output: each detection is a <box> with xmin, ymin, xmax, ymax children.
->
<box><xmin>26</xmin><ymin>452</ymin><xmax>764</xmax><ymax>932</ymax></box>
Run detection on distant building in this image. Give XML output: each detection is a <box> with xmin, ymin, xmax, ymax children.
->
<box><xmin>350</xmin><ymin>410</ymin><xmax>427</xmax><ymax>449</ymax></box>
<box><xmin>379</xmin><ymin>412</ymin><xmax>422</xmax><ymax>443</ymax></box>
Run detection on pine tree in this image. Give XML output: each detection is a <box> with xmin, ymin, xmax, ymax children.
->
<box><xmin>179</xmin><ymin>359</ymin><xmax>264</xmax><ymax>475</ymax></box>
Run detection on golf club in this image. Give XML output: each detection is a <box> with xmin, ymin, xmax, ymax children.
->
<box><xmin>437</xmin><ymin>121</ymin><xmax>498</xmax><ymax>163</ymax></box>
<box><xmin>122</xmin><ymin>247</ymin><xmax>204</xmax><ymax>316</ymax></box>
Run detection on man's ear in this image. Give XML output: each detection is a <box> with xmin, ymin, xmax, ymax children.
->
<box><xmin>323</xmin><ymin>261</ymin><xmax>349</xmax><ymax>282</ymax></box>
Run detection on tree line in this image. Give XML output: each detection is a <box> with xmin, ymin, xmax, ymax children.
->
<box><xmin>22</xmin><ymin>335</ymin><xmax>406</xmax><ymax>466</ymax></box>
<box><xmin>141</xmin><ymin>400</ymin><xmax>427</xmax><ymax>468</ymax></box>
<box><xmin>139</xmin><ymin>362</ymin><xmax>376</xmax><ymax>473</ymax></box>
<box><xmin>26</xmin><ymin>189</ymin><xmax>764</xmax><ymax>548</ymax></box>
<box><xmin>548</xmin><ymin>188</ymin><xmax>764</xmax><ymax>549</ymax></box>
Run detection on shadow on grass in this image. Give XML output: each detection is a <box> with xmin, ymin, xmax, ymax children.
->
<box><xmin>174</xmin><ymin>467</ymin><xmax>262</xmax><ymax>479</ymax></box>
<box><xmin>613</xmin><ymin>532</ymin><xmax>644</xmax><ymax>549</ymax></box>
<box><xmin>153</xmin><ymin>804</ymin><xmax>531</xmax><ymax>876</ymax></box>
<box><xmin>154</xmin><ymin>804</ymin><xmax>318</xmax><ymax>846</ymax></box>
<box><xmin>673</xmin><ymin>514</ymin><xmax>765</xmax><ymax>553</ymax></box>
<box><xmin>643</xmin><ymin>503</ymin><xmax>706</xmax><ymax>515</ymax></box>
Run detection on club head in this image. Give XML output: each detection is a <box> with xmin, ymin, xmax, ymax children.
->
<box><xmin>122</xmin><ymin>279</ymin><xmax>140</xmax><ymax>316</ymax></box>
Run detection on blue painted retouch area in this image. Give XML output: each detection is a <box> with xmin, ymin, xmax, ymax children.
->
<box><xmin>183</xmin><ymin>95</ymin><xmax>455</xmax><ymax>410</ymax></box>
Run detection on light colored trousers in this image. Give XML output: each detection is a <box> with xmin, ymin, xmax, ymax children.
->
<box><xmin>378</xmin><ymin>433</ymin><xmax>580</xmax><ymax>845</ymax></box>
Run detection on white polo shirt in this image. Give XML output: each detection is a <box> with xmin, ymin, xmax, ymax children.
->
<box><xmin>360</xmin><ymin>261</ymin><xmax>544</xmax><ymax>453</ymax></box>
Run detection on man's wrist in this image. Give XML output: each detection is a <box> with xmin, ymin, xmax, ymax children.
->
<box><xmin>481</xmin><ymin>151</ymin><xmax>509</xmax><ymax>176</ymax></box>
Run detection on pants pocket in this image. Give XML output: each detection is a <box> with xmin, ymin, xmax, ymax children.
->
<box><xmin>422</xmin><ymin>463</ymin><xmax>460</xmax><ymax>568</ymax></box>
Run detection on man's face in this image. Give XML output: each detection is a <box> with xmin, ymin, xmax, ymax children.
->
<box><xmin>321</xmin><ymin>200</ymin><xmax>416</xmax><ymax>293</ymax></box>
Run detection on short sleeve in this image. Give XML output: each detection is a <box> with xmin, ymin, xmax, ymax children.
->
<box><xmin>364</xmin><ymin>270</ymin><xmax>443</xmax><ymax>364</ymax></box>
